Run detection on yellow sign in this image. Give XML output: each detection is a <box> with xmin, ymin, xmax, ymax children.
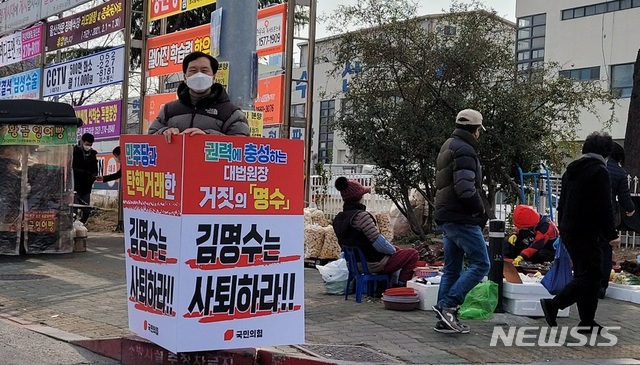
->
<box><xmin>244</xmin><ymin>110</ymin><xmax>263</xmax><ymax>137</ymax></box>
<box><xmin>149</xmin><ymin>0</ymin><xmax>216</xmax><ymax>22</ymax></box>
<box><xmin>215</xmin><ymin>61</ymin><xmax>229</xmax><ymax>91</ymax></box>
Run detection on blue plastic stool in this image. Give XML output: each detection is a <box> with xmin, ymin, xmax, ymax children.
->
<box><xmin>342</xmin><ymin>246</ymin><xmax>392</xmax><ymax>303</ymax></box>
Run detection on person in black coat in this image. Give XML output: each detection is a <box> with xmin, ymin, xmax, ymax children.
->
<box><xmin>72</xmin><ymin>133</ymin><xmax>98</xmax><ymax>224</ymax></box>
<box><xmin>600</xmin><ymin>142</ymin><xmax>636</xmax><ymax>298</ymax></box>
<box><xmin>96</xmin><ymin>146</ymin><xmax>121</xmax><ymax>183</ymax></box>
<box><xmin>541</xmin><ymin>131</ymin><xmax>620</xmax><ymax>332</ymax></box>
<box><xmin>432</xmin><ymin>109</ymin><xmax>490</xmax><ymax>334</ymax></box>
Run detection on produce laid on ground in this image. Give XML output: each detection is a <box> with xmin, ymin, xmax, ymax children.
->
<box><xmin>612</xmin><ymin>272</ymin><xmax>640</xmax><ymax>285</ymax></box>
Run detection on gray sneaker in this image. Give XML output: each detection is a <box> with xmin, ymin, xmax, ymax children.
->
<box><xmin>432</xmin><ymin>305</ymin><xmax>470</xmax><ymax>334</ymax></box>
<box><xmin>433</xmin><ymin>320</ymin><xmax>457</xmax><ymax>334</ymax></box>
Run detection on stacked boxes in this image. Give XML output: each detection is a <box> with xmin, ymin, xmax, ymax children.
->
<box><xmin>503</xmin><ymin>281</ymin><xmax>570</xmax><ymax>317</ymax></box>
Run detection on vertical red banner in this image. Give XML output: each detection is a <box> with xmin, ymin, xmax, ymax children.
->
<box><xmin>120</xmin><ymin>135</ymin><xmax>183</xmax><ymax>216</ymax></box>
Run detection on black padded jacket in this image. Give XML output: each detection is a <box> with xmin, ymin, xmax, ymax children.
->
<box><xmin>434</xmin><ymin>128</ymin><xmax>487</xmax><ymax>227</ymax></box>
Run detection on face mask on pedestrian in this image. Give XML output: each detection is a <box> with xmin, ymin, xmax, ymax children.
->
<box><xmin>186</xmin><ymin>72</ymin><xmax>213</xmax><ymax>93</ymax></box>
<box><xmin>82</xmin><ymin>144</ymin><xmax>91</xmax><ymax>152</ymax></box>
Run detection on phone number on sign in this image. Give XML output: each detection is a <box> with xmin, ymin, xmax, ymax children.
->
<box><xmin>258</xmin><ymin>33</ymin><xmax>281</xmax><ymax>47</ymax></box>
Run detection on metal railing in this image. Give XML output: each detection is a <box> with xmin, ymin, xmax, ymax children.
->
<box><xmin>620</xmin><ymin>175</ymin><xmax>640</xmax><ymax>248</ymax></box>
<box><xmin>309</xmin><ymin>174</ymin><xmax>393</xmax><ymax>218</ymax></box>
<box><xmin>309</xmin><ymin>173</ymin><xmax>640</xmax><ymax>248</ymax></box>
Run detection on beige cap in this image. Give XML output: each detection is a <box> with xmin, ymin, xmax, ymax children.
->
<box><xmin>456</xmin><ymin>109</ymin><xmax>486</xmax><ymax>131</ymax></box>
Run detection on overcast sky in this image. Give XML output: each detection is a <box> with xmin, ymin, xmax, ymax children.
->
<box><xmin>315</xmin><ymin>0</ymin><xmax>516</xmax><ymax>38</ymax></box>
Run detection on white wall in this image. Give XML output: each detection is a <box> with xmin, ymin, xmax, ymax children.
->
<box><xmin>517</xmin><ymin>0</ymin><xmax>640</xmax><ymax>140</ymax></box>
<box><xmin>291</xmin><ymin>57</ymin><xmax>352</xmax><ymax>165</ymax></box>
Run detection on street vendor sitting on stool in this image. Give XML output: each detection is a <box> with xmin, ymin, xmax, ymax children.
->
<box><xmin>332</xmin><ymin>177</ymin><xmax>419</xmax><ymax>286</ymax></box>
<box><xmin>504</xmin><ymin>204</ymin><xmax>558</xmax><ymax>265</ymax></box>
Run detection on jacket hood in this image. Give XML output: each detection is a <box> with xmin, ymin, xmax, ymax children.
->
<box><xmin>564</xmin><ymin>154</ymin><xmax>606</xmax><ymax>182</ymax></box>
<box><xmin>177</xmin><ymin>82</ymin><xmax>230</xmax><ymax>105</ymax></box>
<box><xmin>513</xmin><ymin>204</ymin><xmax>540</xmax><ymax>228</ymax></box>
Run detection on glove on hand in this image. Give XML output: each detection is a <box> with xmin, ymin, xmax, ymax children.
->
<box><xmin>512</xmin><ymin>255</ymin><xmax>523</xmax><ymax>266</ymax></box>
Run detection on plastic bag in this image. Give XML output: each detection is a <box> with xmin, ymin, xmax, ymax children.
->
<box><xmin>316</xmin><ymin>258</ymin><xmax>349</xmax><ymax>295</ymax></box>
<box><xmin>541</xmin><ymin>238</ymin><xmax>573</xmax><ymax>295</ymax></box>
<box><xmin>458</xmin><ymin>281</ymin><xmax>498</xmax><ymax>319</ymax></box>
<box><xmin>316</xmin><ymin>258</ymin><xmax>348</xmax><ymax>282</ymax></box>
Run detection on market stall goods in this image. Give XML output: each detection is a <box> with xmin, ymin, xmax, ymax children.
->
<box><xmin>319</xmin><ymin>226</ymin><xmax>341</xmax><ymax>260</ymax></box>
<box><xmin>0</xmin><ymin>100</ymin><xmax>82</xmax><ymax>255</ymax></box>
<box><xmin>373</xmin><ymin>211</ymin><xmax>394</xmax><ymax>241</ymax></box>
<box><xmin>304</xmin><ymin>224</ymin><xmax>326</xmax><ymax>259</ymax></box>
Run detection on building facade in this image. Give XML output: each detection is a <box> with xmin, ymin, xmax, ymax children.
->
<box><xmin>283</xmin><ymin>14</ymin><xmax>514</xmax><ymax>166</ymax></box>
<box><xmin>516</xmin><ymin>0</ymin><xmax>640</xmax><ymax>141</ymax></box>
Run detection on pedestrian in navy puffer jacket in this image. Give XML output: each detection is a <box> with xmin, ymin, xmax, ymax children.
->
<box><xmin>600</xmin><ymin>142</ymin><xmax>636</xmax><ymax>298</ymax></box>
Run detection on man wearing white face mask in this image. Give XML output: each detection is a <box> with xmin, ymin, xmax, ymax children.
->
<box><xmin>72</xmin><ymin>133</ymin><xmax>98</xmax><ymax>224</ymax></box>
<box><xmin>147</xmin><ymin>51</ymin><xmax>250</xmax><ymax>142</ymax></box>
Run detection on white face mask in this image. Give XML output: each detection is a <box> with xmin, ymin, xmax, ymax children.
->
<box><xmin>186</xmin><ymin>72</ymin><xmax>213</xmax><ymax>93</ymax></box>
<box><xmin>83</xmin><ymin>145</ymin><xmax>91</xmax><ymax>151</ymax></box>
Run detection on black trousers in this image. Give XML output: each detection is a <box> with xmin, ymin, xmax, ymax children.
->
<box><xmin>552</xmin><ymin>232</ymin><xmax>603</xmax><ymax>323</ymax></box>
<box><xmin>600</xmin><ymin>238</ymin><xmax>613</xmax><ymax>289</ymax></box>
<box><xmin>74</xmin><ymin>193</ymin><xmax>92</xmax><ymax>224</ymax></box>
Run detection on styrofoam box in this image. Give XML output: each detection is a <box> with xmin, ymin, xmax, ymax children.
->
<box><xmin>605</xmin><ymin>283</ymin><xmax>640</xmax><ymax>302</ymax></box>
<box><xmin>502</xmin><ymin>281</ymin><xmax>570</xmax><ymax>317</ymax></box>
<box><xmin>407</xmin><ymin>279</ymin><xmax>439</xmax><ymax>310</ymax></box>
<box><xmin>502</xmin><ymin>281</ymin><xmax>553</xmax><ymax>300</ymax></box>
<box><xmin>503</xmin><ymin>298</ymin><xmax>570</xmax><ymax>317</ymax></box>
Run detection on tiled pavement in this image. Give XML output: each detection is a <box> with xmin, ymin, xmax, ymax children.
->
<box><xmin>1</xmin><ymin>232</ymin><xmax>640</xmax><ymax>364</ymax></box>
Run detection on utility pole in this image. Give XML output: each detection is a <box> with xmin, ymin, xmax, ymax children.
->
<box><xmin>281</xmin><ymin>0</ymin><xmax>297</xmax><ymax>139</ymax></box>
<box><xmin>116</xmin><ymin>0</ymin><xmax>134</xmax><ymax>232</ymax></box>
<box><xmin>138</xmin><ymin>0</ymin><xmax>150</xmax><ymax>135</ymax></box>
<box><xmin>303</xmin><ymin>0</ymin><xmax>317</xmax><ymax>206</ymax></box>
<box><xmin>217</xmin><ymin>0</ymin><xmax>258</xmax><ymax>110</ymax></box>
<box><xmin>38</xmin><ymin>21</ymin><xmax>46</xmax><ymax>101</ymax></box>
<box><xmin>279</xmin><ymin>0</ymin><xmax>317</xmax><ymax>205</ymax></box>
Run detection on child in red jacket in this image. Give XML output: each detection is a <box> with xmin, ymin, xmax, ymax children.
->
<box><xmin>504</xmin><ymin>205</ymin><xmax>558</xmax><ymax>265</ymax></box>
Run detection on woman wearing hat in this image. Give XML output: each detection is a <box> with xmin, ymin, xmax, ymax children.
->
<box><xmin>332</xmin><ymin>177</ymin><xmax>419</xmax><ymax>286</ymax></box>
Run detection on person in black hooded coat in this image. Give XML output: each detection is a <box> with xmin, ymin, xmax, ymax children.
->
<box><xmin>541</xmin><ymin>132</ymin><xmax>620</xmax><ymax>331</ymax></box>
<box><xmin>72</xmin><ymin>133</ymin><xmax>98</xmax><ymax>224</ymax></box>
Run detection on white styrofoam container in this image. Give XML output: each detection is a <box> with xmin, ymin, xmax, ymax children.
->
<box><xmin>605</xmin><ymin>283</ymin><xmax>640</xmax><ymax>302</ymax></box>
<box><xmin>503</xmin><ymin>298</ymin><xmax>570</xmax><ymax>317</ymax></box>
<box><xmin>407</xmin><ymin>279</ymin><xmax>439</xmax><ymax>311</ymax></box>
<box><xmin>502</xmin><ymin>281</ymin><xmax>553</xmax><ymax>300</ymax></box>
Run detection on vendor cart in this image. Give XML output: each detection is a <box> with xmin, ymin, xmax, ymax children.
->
<box><xmin>0</xmin><ymin>100</ymin><xmax>82</xmax><ymax>255</ymax></box>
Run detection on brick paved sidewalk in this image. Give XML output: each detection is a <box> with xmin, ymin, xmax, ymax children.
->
<box><xmin>1</xmin><ymin>232</ymin><xmax>639</xmax><ymax>364</ymax></box>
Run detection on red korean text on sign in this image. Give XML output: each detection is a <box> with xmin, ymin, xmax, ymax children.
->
<box><xmin>181</xmin><ymin>135</ymin><xmax>304</xmax><ymax>215</ymax></box>
<box><xmin>120</xmin><ymin>135</ymin><xmax>183</xmax><ymax>216</ymax></box>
